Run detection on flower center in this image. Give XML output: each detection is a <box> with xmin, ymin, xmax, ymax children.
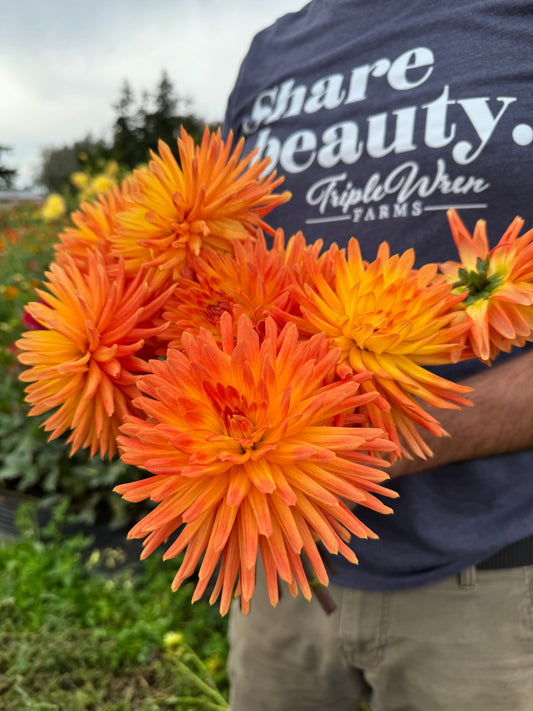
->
<box><xmin>223</xmin><ymin>407</ymin><xmax>257</xmax><ymax>450</ymax></box>
<box><xmin>205</xmin><ymin>298</ymin><xmax>233</xmax><ymax>326</ymax></box>
<box><xmin>204</xmin><ymin>381</ymin><xmax>263</xmax><ymax>452</ymax></box>
<box><xmin>170</xmin><ymin>219</ymin><xmax>210</xmax><ymax>255</ymax></box>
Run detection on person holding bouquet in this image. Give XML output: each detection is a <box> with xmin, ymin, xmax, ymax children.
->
<box><xmin>222</xmin><ymin>2</ymin><xmax>533</xmax><ymax>709</ymax></box>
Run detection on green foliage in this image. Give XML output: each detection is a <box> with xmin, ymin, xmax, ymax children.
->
<box><xmin>0</xmin><ymin>407</ymin><xmax>142</xmax><ymax>527</ymax></box>
<box><xmin>0</xmin><ymin>145</ymin><xmax>17</xmax><ymax>189</ymax></box>
<box><xmin>0</xmin><ymin>203</ymin><xmax>61</xmax><ymax>346</ymax></box>
<box><xmin>0</xmin><ymin>503</ymin><xmax>230</xmax><ymax>709</ymax></box>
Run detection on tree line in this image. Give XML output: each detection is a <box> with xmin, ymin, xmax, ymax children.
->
<box><xmin>38</xmin><ymin>71</ymin><xmax>216</xmax><ymax>194</ymax></box>
<box><xmin>0</xmin><ymin>146</ymin><xmax>17</xmax><ymax>189</ymax></box>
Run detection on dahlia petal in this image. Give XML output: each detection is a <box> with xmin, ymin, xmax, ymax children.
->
<box><xmin>294</xmin><ymin>494</ymin><xmax>340</xmax><ymax>554</ymax></box>
<box><xmin>171</xmin><ymin>515</ymin><xmax>215</xmax><ymax>591</ymax></box>
<box><xmin>286</xmin><ymin>546</ymin><xmax>312</xmax><ymax>600</ymax></box>
<box><xmin>269</xmin><ymin>463</ymin><xmax>298</xmax><ymax>506</ymax></box>
<box><xmin>488</xmin><ymin>299</ymin><xmax>518</xmax><ymax>338</ymax></box>
<box><xmin>293</xmin><ymin>513</ymin><xmax>329</xmax><ymax>587</ymax></box>
<box><xmin>238</xmin><ymin>559</ymin><xmax>257</xmax><ymax>603</ymax></box>
<box><xmin>468</xmin><ymin>300</ymin><xmax>491</xmax><ymax>361</ymax></box>
<box><xmin>269</xmin><ymin>492</ymin><xmax>304</xmax><ymax>553</ymax></box>
<box><xmin>114</xmin><ymin>474</ymin><xmax>175</xmax><ymax>503</ymax></box>
<box><xmin>181</xmin><ymin>475</ymin><xmax>228</xmax><ymax>523</ymax></box>
<box><xmin>213</xmin><ymin>501</ymin><xmax>239</xmax><ymax>552</ymax></box>
<box><xmin>258</xmin><ymin>537</ymin><xmax>280</xmax><ymax>608</ymax></box>
<box><xmin>237</xmin><ymin>499</ymin><xmax>259</xmax><ymax>572</ymax></box>
<box><xmin>495</xmin><ymin>281</ymin><xmax>533</xmax><ymax>305</ymax></box>
<box><xmin>140</xmin><ymin>519</ymin><xmax>180</xmax><ymax>559</ymax></box>
<box><xmin>226</xmin><ymin>466</ymin><xmax>252</xmax><ymax>507</ymax></box>
<box><xmin>447</xmin><ymin>209</ymin><xmax>488</xmax><ymax>268</ymax></box>
<box><xmin>264</xmin><ymin>516</ymin><xmax>294</xmax><ymax>584</ymax></box>
<box><xmin>212</xmin><ymin>534</ymin><xmax>241</xmax><ymax>615</ymax></box>
<box><xmin>246</xmin><ymin>486</ymin><xmax>273</xmax><ymax>537</ymax></box>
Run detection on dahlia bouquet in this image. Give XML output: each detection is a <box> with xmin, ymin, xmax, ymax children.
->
<box><xmin>16</xmin><ymin>127</ymin><xmax>533</xmax><ymax>615</ymax></box>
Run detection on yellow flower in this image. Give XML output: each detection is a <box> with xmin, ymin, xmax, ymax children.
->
<box><xmin>41</xmin><ymin>194</ymin><xmax>66</xmax><ymax>221</ymax></box>
<box><xmin>111</xmin><ymin>126</ymin><xmax>291</xmax><ymax>286</ymax></box>
<box><xmin>71</xmin><ymin>171</ymin><xmax>89</xmax><ymax>190</ymax></box>
<box><xmin>163</xmin><ymin>631</ymin><xmax>185</xmax><ymax>651</ymax></box>
<box><xmin>115</xmin><ymin>313</ymin><xmax>396</xmax><ymax>615</ymax></box>
<box><xmin>104</xmin><ymin>160</ymin><xmax>120</xmax><ymax>178</ymax></box>
<box><xmin>90</xmin><ymin>174</ymin><xmax>116</xmax><ymax>195</ymax></box>
<box><xmin>440</xmin><ymin>209</ymin><xmax>533</xmax><ymax>361</ymax></box>
<box><xmin>205</xmin><ymin>655</ymin><xmax>223</xmax><ymax>674</ymax></box>
<box><xmin>290</xmin><ymin>239</ymin><xmax>472</xmax><ymax>459</ymax></box>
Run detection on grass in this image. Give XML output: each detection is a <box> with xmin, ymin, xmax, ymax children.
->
<box><xmin>0</xmin><ymin>503</ymin><xmax>230</xmax><ymax>710</ymax></box>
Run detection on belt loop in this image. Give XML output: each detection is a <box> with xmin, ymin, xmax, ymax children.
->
<box><xmin>458</xmin><ymin>566</ymin><xmax>477</xmax><ymax>589</ymax></box>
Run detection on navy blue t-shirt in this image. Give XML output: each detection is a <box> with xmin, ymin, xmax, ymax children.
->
<box><xmin>223</xmin><ymin>0</ymin><xmax>533</xmax><ymax>589</ymax></box>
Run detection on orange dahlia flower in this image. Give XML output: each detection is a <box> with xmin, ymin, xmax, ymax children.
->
<box><xmin>16</xmin><ymin>253</ymin><xmax>173</xmax><ymax>457</ymax></box>
<box><xmin>110</xmin><ymin>126</ymin><xmax>291</xmax><ymax>285</ymax></box>
<box><xmin>55</xmin><ymin>177</ymin><xmax>136</xmax><ymax>271</ymax></box>
<box><xmin>290</xmin><ymin>239</ymin><xmax>472</xmax><ymax>459</ymax></box>
<box><xmin>159</xmin><ymin>230</ymin><xmax>323</xmax><ymax>348</ymax></box>
<box><xmin>440</xmin><ymin>209</ymin><xmax>533</xmax><ymax>362</ymax></box>
<box><xmin>115</xmin><ymin>313</ymin><xmax>396</xmax><ymax>615</ymax></box>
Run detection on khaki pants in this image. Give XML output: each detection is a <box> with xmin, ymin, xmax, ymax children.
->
<box><xmin>228</xmin><ymin>565</ymin><xmax>533</xmax><ymax>711</ymax></box>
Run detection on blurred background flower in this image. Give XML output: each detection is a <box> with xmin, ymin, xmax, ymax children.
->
<box><xmin>40</xmin><ymin>193</ymin><xmax>66</xmax><ymax>221</ymax></box>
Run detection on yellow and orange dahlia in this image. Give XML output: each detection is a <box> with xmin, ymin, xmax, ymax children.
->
<box><xmin>110</xmin><ymin>126</ymin><xmax>291</xmax><ymax>285</ymax></box>
<box><xmin>16</xmin><ymin>253</ymin><xmax>173</xmax><ymax>457</ymax></box>
<box><xmin>115</xmin><ymin>313</ymin><xmax>396</xmax><ymax>615</ymax></box>
<box><xmin>55</xmin><ymin>177</ymin><xmax>136</xmax><ymax>271</ymax></box>
<box><xmin>440</xmin><ymin>209</ymin><xmax>533</xmax><ymax>362</ymax></box>
<box><xmin>289</xmin><ymin>239</ymin><xmax>472</xmax><ymax>459</ymax></box>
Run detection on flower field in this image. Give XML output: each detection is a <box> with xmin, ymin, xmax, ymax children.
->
<box><xmin>0</xmin><ymin>202</ymin><xmax>230</xmax><ymax>709</ymax></box>
<box><xmin>0</xmin><ymin>503</ymin><xmax>229</xmax><ymax>710</ymax></box>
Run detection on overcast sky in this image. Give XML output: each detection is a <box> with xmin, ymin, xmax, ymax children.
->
<box><xmin>0</xmin><ymin>0</ymin><xmax>308</xmax><ymax>189</ymax></box>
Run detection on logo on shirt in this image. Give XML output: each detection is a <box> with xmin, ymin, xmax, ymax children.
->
<box><xmin>240</xmin><ymin>46</ymin><xmax>532</xmax><ymax>226</ymax></box>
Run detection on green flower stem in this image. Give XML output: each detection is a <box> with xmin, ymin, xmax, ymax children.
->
<box><xmin>173</xmin><ymin>697</ymin><xmax>230</xmax><ymax>710</ymax></box>
<box><xmin>301</xmin><ymin>554</ymin><xmax>338</xmax><ymax>615</ymax></box>
<box><xmin>173</xmin><ymin>657</ymin><xmax>230</xmax><ymax>708</ymax></box>
<box><xmin>183</xmin><ymin>644</ymin><xmax>216</xmax><ymax>682</ymax></box>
